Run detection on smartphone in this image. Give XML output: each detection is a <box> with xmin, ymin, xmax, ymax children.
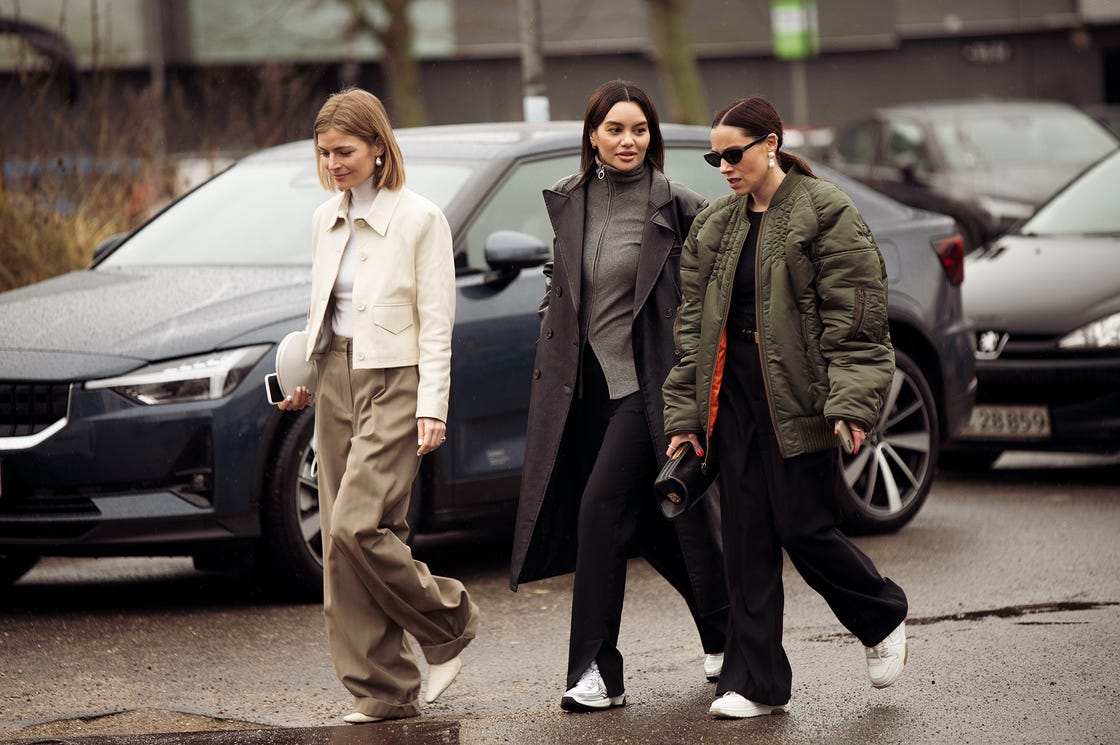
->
<box><xmin>836</xmin><ymin>420</ymin><xmax>855</xmax><ymax>454</ymax></box>
<box><xmin>264</xmin><ymin>373</ymin><xmax>286</xmax><ymax>405</ymax></box>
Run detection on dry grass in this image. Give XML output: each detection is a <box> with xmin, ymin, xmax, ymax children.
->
<box><xmin>0</xmin><ymin>163</ymin><xmax>153</xmax><ymax>292</ymax></box>
<box><xmin>2</xmin><ymin>61</ymin><xmax>322</xmax><ymax>294</ymax></box>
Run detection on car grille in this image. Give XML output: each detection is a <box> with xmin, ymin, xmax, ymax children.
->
<box><xmin>975</xmin><ymin>358</ymin><xmax>1120</xmax><ymax>405</ymax></box>
<box><xmin>0</xmin><ymin>382</ymin><xmax>70</xmax><ymax>437</ymax></box>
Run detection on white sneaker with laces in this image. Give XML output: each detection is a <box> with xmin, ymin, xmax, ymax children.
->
<box><xmin>866</xmin><ymin>621</ymin><xmax>908</xmax><ymax>688</ymax></box>
<box><xmin>703</xmin><ymin>653</ymin><xmax>724</xmax><ymax>682</ymax></box>
<box><xmin>560</xmin><ymin>661</ymin><xmax>626</xmax><ymax>712</ymax></box>
<box><xmin>709</xmin><ymin>691</ymin><xmax>785</xmax><ymax>719</ymax></box>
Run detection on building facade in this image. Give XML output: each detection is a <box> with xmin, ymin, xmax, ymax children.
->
<box><xmin>1</xmin><ymin>0</ymin><xmax>1119</xmax><ymax>156</ymax></box>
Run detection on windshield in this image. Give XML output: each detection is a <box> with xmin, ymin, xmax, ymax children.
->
<box><xmin>933</xmin><ymin>109</ymin><xmax>1117</xmax><ymax>170</ymax></box>
<box><xmin>100</xmin><ymin>158</ymin><xmax>474</xmax><ymax>266</ymax></box>
<box><xmin>1019</xmin><ymin>151</ymin><xmax>1120</xmax><ymax>236</ymax></box>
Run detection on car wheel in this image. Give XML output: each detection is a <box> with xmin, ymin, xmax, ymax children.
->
<box><xmin>259</xmin><ymin>408</ymin><xmax>323</xmax><ymax>600</ymax></box>
<box><xmin>0</xmin><ymin>554</ymin><xmax>39</xmax><ymax>586</ymax></box>
<box><xmin>837</xmin><ymin>348</ymin><xmax>939</xmax><ymax>534</ymax></box>
<box><xmin>939</xmin><ymin>450</ymin><xmax>1002</xmax><ymax>471</ymax></box>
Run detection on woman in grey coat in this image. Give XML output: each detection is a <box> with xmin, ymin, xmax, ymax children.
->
<box><xmin>509</xmin><ymin>80</ymin><xmax>728</xmax><ymax>712</ymax></box>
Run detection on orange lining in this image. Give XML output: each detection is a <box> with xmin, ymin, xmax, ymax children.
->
<box><xmin>707</xmin><ymin>328</ymin><xmax>728</xmax><ymax>436</ymax></box>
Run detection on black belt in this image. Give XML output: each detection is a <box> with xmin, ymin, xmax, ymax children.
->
<box><xmin>728</xmin><ymin>326</ymin><xmax>759</xmax><ymax>344</ymax></box>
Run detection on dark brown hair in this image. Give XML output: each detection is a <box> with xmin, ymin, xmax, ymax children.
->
<box><xmin>572</xmin><ymin>80</ymin><xmax>665</xmax><ymax>190</ymax></box>
<box><xmin>712</xmin><ymin>96</ymin><xmax>816</xmax><ymax>178</ymax></box>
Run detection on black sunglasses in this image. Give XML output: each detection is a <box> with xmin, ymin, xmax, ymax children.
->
<box><xmin>703</xmin><ymin>135</ymin><xmax>769</xmax><ymax>167</ymax></box>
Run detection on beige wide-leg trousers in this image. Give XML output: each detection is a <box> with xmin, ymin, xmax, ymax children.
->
<box><xmin>315</xmin><ymin>336</ymin><xmax>479</xmax><ymax>720</ymax></box>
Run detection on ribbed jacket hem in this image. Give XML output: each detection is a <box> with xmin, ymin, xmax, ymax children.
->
<box><xmin>788</xmin><ymin>415</ymin><xmax>836</xmax><ymax>456</ymax></box>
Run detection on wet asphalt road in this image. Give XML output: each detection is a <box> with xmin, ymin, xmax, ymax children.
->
<box><xmin>1</xmin><ymin>453</ymin><xmax>1118</xmax><ymax>744</ymax></box>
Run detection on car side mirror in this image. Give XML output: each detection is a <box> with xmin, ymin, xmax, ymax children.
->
<box><xmin>92</xmin><ymin>232</ymin><xmax>127</xmax><ymax>264</ymax></box>
<box><xmin>483</xmin><ymin>230</ymin><xmax>550</xmax><ymax>274</ymax></box>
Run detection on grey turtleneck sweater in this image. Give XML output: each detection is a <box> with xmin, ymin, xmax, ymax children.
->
<box><xmin>580</xmin><ymin>160</ymin><xmax>651</xmax><ymax>399</ymax></box>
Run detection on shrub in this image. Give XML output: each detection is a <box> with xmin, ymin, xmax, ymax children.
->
<box><xmin>0</xmin><ymin>161</ymin><xmax>148</xmax><ymax>292</ymax></box>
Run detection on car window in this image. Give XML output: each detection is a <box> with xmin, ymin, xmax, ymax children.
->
<box><xmin>884</xmin><ymin>118</ymin><xmax>930</xmax><ymax>173</ymax></box>
<box><xmin>664</xmin><ymin>144</ymin><xmax>910</xmax><ymax>227</ymax></box>
<box><xmin>932</xmin><ymin>109</ymin><xmax>1118</xmax><ymax>169</ymax></box>
<box><xmin>664</xmin><ymin>145</ymin><xmax>728</xmax><ymax>203</ymax></box>
<box><xmin>833</xmin><ymin>120</ymin><xmax>879</xmax><ymax>166</ymax></box>
<box><xmin>1020</xmin><ymin>151</ymin><xmax>1120</xmax><ymax>236</ymax></box>
<box><xmin>100</xmin><ymin>160</ymin><xmax>473</xmax><ymax>266</ymax></box>
<box><xmin>462</xmin><ymin>154</ymin><xmax>578</xmax><ymax>269</ymax></box>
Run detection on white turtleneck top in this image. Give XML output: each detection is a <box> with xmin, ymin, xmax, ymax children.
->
<box><xmin>331</xmin><ymin>178</ymin><xmax>378</xmax><ymax>337</ymax></box>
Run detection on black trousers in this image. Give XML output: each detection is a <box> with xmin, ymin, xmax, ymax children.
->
<box><xmin>566</xmin><ymin>349</ymin><xmax>726</xmax><ymax>696</ymax></box>
<box><xmin>713</xmin><ymin>335</ymin><xmax>908</xmax><ymax>706</ymax></box>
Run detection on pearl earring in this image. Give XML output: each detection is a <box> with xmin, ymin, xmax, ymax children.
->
<box><xmin>375</xmin><ymin>155</ymin><xmax>383</xmax><ymax>167</ymax></box>
<box><xmin>768</xmin><ymin>152</ymin><xmax>776</xmax><ymax>169</ymax></box>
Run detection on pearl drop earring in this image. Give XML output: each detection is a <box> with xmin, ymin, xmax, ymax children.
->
<box><xmin>768</xmin><ymin>152</ymin><xmax>776</xmax><ymax>169</ymax></box>
<box><xmin>375</xmin><ymin>155</ymin><xmax>383</xmax><ymax>167</ymax></box>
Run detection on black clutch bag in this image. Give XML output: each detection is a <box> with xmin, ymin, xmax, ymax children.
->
<box><xmin>653</xmin><ymin>444</ymin><xmax>717</xmax><ymax>520</ymax></box>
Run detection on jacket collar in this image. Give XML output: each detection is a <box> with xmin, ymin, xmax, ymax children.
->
<box><xmin>767</xmin><ymin>163</ymin><xmax>808</xmax><ymax>210</ymax></box>
<box><xmin>328</xmin><ymin>186</ymin><xmax>406</xmax><ymax>236</ymax></box>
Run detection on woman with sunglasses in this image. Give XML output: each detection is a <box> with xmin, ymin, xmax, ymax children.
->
<box><xmin>662</xmin><ymin>96</ymin><xmax>909</xmax><ymax>719</ymax></box>
<box><xmin>510</xmin><ymin>79</ymin><xmax>728</xmax><ymax>712</ymax></box>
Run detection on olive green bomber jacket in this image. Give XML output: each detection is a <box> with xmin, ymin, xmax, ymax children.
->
<box><xmin>662</xmin><ymin>167</ymin><xmax>895</xmax><ymax>458</ymax></box>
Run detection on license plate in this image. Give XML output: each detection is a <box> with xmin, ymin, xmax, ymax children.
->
<box><xmin>957</xmin><ymin>405</ymin><xmax>1051</xmax><ymax>440</ymax></box>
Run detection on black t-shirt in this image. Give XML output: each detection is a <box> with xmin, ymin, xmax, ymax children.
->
<box><xmin>728</xmin><ymin>210</ymin><xmax>765</xmax><ymax>332</ymax></box>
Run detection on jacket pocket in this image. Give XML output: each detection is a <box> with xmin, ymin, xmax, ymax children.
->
<box><xmin>372</xmin><ymin>303</ymin><xmax>418</xmax><ymax>361</ymax></box>
<box><xmin>847</xmin><ymin>287</ymin><xmax>888</xmax><ymax>342</ymax></box>
<box><xmin>373</xmin><ymin>303</ymin><xmax>414</xmax><ymax>335</ymax></box>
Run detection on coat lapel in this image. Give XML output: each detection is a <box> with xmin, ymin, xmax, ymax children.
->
<box><xmin>633</xmin><ymin>170</ymin><xmax>676</xmax><ymax>317</ymax></box>
<box><xmin>544</xmin><ymin>182</ymin><xmax>585</xmax><ymax>312</ymax></box>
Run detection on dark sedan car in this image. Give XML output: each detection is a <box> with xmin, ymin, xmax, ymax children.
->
<box><xmin>0</xmin><ymin>122</ymin><xmax>974</xmax><ymax>596</ymax></box>
<box><xmin>944</xmin><ymin>149</ymin><xmax>1120</xmax><ymax>469</ymax></box>
<box><xmin>826</xmin><ymin>99</ymin><xmax>1118</xmax><ymax>251</ymax></box>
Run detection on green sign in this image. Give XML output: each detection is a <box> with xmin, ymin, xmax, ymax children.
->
<box><xmin>771</xmin><ymin>0</ymin><xmax>819</xmax><ymax>60</ymax></box>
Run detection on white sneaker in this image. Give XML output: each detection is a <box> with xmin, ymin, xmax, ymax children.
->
<box><xmin>709</xmin><ymin>692</ymin><xmax>785</xmax><ymax>719</ymax></box>
<box><xmin>560</xmin><ymin>661</ymin><xmax>626</xmax><ymax>712</ymax></box>
<box><xmin>703</xmin><ymin>653</ymin><xmax>724</xmax><ymax>682</ymax></box>
<box><xmin>866</xmin><ymin>621</ymin><xmax>908</xmax><ymax>688</ymax></box>
<box><xmin>343</xmin><ymin>712</ymin><xmax>384</xmax><ymax>724</ymax></box>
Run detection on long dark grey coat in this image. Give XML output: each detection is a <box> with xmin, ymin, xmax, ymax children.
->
<box><xmin>509</xmin><ymin>168</ymin><xmax>728</xmax><ymax>617</ymax></box>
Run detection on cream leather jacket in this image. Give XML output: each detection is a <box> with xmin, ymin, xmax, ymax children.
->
<box><xmin>304</xmin><ymin>186</ymin><xmax>455</xmax><ymax>422</ymax></box>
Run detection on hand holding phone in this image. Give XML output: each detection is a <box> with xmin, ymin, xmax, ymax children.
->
<box><xmin>835</xmin><ymin>419</ymin><xmax>855</xmax><ymax>454</ymax></box>
<box><xmin>264</xmin><ymin>373</ymin><xmax>285</xmax><ymax>405</ymax></box>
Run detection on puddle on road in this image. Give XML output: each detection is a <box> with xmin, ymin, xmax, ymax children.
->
<box><xmin>909</xmin><ymin>600</ymin><xmax>1119</xmax><ymax>625</ymax></box>
<box><xmin>805</xmin><ymin>600</ymin><xmax>1118</xmax><ymax>642</ymax></box>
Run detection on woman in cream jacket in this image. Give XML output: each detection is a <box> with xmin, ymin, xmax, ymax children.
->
<box><xmin>278</xmin><ymin>87</ymin><xmax>478</xmax><ymax>725</ymax></box>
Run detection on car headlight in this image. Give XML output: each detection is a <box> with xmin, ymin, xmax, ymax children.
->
<box><xmin>1058</xmin><ymin>313</ymin><xmax>1120</xmax><ymax>349</ymax></box>
<box><xmin>86</xmin><ymin>345</ymin><xmax>271</xmax><ymax>404</ymax></box>
<box><xmin>976</xmin><ymin>195</ymin><xmax>1034</xmax><ymax>222</ymax></box>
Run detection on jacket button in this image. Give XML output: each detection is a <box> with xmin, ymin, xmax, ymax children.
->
<box><xmin>533</xmin><ymin>369</ymin><xmax>541</xmax><ymax>379</ymax></box>
<box><xmin>357</xmin><ymin>352</ymin><xmax>366</xmax><ymax>361</ymax></box>
<box><xmin>356</xmin><ymin>304</ymin><xmax>366</xmax><ymax>312</ymax></box>
<box><xmin>664</xmin><ymin>307</ymin><xmax>674</xmax><ymax>318</ymax></box>
<box><xmin>359</xmin><ymin>253</ymin><xmax>368</xmax><ymax>261</ymax></box>
<box><xmin>544</xmin><ymin>328</ymin><xmax>553</xmax><ymax>338</ymax></box>
<box><xmin>562</xmin><ymin>384</ymin><xmax>572</xmax><ymax>395</ymax></box>
<box><xmin>555</xmin><ymin>286</ymin><xmax>563</xmax><ymax>297</ymax></box>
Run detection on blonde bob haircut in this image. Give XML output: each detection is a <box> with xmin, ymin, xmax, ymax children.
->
<box><xmin>313</xmin><ymin>87</ymin><xmax>405</xmax><ymax>191</ymax></box>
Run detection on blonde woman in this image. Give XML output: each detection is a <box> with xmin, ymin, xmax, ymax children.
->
<box><xmin>278</xmin><ymin>88</ymin><xmax>478</xmax><ymax>724</ymax></box>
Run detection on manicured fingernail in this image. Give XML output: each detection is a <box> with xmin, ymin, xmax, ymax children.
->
<box><xmin>697</xmin><ymin>450</ymin><xmax>704</xmax><ymax>457</ymax></box>
<box><xmin>418</xmin><ymin>439</ymin><xmax>424</xmax><ymax>446</ymax></box>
